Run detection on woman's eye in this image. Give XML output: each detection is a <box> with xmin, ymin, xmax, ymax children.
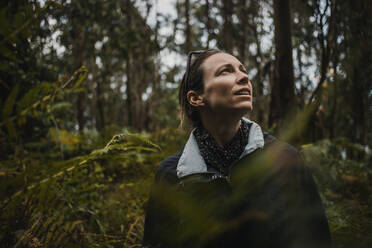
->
<box><xmin>220</xmin><ymin>68</ymin><xmax>230</xmax><ymax>74</ymax></box>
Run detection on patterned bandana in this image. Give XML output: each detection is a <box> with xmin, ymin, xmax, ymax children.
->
<box><xmin>193</xmin><ymin>119</ymin><xmax>251</xmax><ymax>176</ymax></box>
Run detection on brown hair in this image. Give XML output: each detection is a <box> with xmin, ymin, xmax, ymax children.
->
<box><xmin>178</xmin><ymin>49</ymin><xmax>223</xmax><ymax>127</ymax></box>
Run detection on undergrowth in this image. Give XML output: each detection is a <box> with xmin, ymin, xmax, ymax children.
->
<box><xmin>1</xmin><ymin>128</ymin><xmax>371</xmax><ymax>247</ymax></box>
<box><xmin>302</xmin><ymin>138</ymin><xmax>372</xmax><ymax>248</ymax></box>
<box><xmin>0</xmin><ymin>130</ymin><xmax>178</xmax><ymax>248</ymax></box>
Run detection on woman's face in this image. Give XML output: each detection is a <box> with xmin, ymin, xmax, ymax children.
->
<box><xmin>199</xmin><ymin>53</ymin><xmax>253</xmax><ymax>114</ymax></box>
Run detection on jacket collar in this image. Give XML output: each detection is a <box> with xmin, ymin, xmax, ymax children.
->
<box><xmin>177</xmin><ymin>118</ymin><xmax>264</xmax><ymax>178</ymax></box>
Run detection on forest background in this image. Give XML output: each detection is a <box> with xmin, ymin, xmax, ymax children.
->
<box><xmin>0</xmin><ymin>0</ymin><xmax>371</xmax><ymax>247</ymax></box>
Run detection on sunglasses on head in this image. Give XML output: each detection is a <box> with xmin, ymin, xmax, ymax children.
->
<box><xmin>184</xmin><ymin>50</ymin><xmax>205</xmax><ymax>88</ymax></box>
<box><xmin>184</xmin><ymin>49</ymin><xmax>219</xmax><ymax>88</ymax></box>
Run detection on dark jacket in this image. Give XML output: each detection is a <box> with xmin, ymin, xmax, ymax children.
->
<box><xmin>143</xmin><ymin>124</ymin><xmax>332</xmax><ymax>248</ymax></box>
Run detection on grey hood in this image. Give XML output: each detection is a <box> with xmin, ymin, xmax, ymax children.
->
<box><xmin>176</xmin><ymin>118</ymin><xmax>265</xmax><ymax>178</ymax></box>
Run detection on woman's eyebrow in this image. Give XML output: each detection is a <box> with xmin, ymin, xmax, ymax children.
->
<box><xmin>215</xmin><ymin>63</ymin><xmax>247</xmax><ymax>75</ymax></box>
<box><xmin>215</xmin><ymin>63</ymin><xmax>233</xmax><ymax>75</ymax></box>
<box><xmin>239</xmin><ymin>64</ymin><xmax>247</xmax><ymax>71</ymax></box>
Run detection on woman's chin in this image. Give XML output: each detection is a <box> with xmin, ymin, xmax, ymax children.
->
<box><xmin>207</xmin><ymin>102</ymin><xmax>252</xmax><ymax>116</ymax></box>
<box><xmin>236</xmin><ymin>102</ymin><xmax>253</xmax><ymax>112</ymax></box>
<box><xmin>227</xmin><ymin>104</ymin><xmax>252</xmax><ymax>117</ymax></box>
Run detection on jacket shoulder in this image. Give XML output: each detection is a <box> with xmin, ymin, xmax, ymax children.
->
<box><xmin>262</xmin><ymin>132</ymin><xmax>305</xmax><ymax>171</ymax></box>
<box><xmin>263</xmin><ymin>132</ymin><xmax>300</xmax><ymax>155</ymax></box>
<box><xmin>154</xmin><ymin>152</ymin><xmax>182</xmax><ymax>184</ymax></box>
<box><xmin>263</xmin><ymin>131</ymin><xmax>276</xmax><ymax>145</ymax></box>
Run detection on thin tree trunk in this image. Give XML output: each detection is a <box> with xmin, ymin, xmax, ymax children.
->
<box><xmin>73</xmin><ymin>31</ymin><xmax>86</xmax><ymax>132</ymax></box>
<box><xmin>238</xmin><ymin>0</ymin><xmax>247</xmax><ymax>62</ymax></box>
<box><xmin>306</xmin><ymin>0</ymin><xmax>333</xmax><ymax>141</ymax></box>
<box><xmin>327</xmin><ymin>0</ymin><xmax>337</xmax><ymax>139</ymax></box>
<box><xmin>95</xmin><ymin>79</ymin><xmax>105</xmax><ymax>131</ymax></box>
<box><xmin>329</xmin><ymin>57</ymin><xmax>338</xmax><ymax>140</ymax></box>
<box><xmin>351</xmin><ymin>68</ymin><xmax>366</xmax><ymax>144</ymax></box>
<box><xmin>252</xmin><ymin>21</ymin><xmax>265</xmax><ymax>124</ymax></box>
<box><xmin>221</xmin><ymin>0</ymin><xmax>233</xmax><ymax>53</ymax></box>
<box><xmin>205</xmin><ymin>0</ymin><xmax>211</xmax><ymax>49</ymax></box>
<box><xmin>307</xmin><ymin>0</ymin><xmax>331</xmax><ymax>105</ymax></box>
<box><xmin>185</xmin><ymin>0</ymin><xmax>191</xmax><ymax>52</ymax></box>
<box><xmin>126</xmin><ymin>52</ymin><xmax>133</xmax><ymax>128</ymax></box>
<box><xmin>125</xmin><ymin>0</ymin><xmax>134</xmax><ymax>128</ymax></box>
<box><xmin>269</xmin><ymin>0</ymin><xmax>295</xmax><ymax>129</ymax></box>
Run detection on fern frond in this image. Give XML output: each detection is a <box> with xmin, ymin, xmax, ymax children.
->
<box><xmin>123</xmin><ymin>215</ymin><xmax>144</xmax><ymax>248</ymax></box>
<box><xmin>5</xmin><ymin>132</ymin><xmax>159</xmax><ymax>203</ymax></box>
<box><xmin>0</xmin><ymin>66</ymin><xmax>88</xmax><ymax>128</ymax></box>
<box><xmin>106</xmin><ymin>132</ymin><xmax>161</xmax><ymax>151</ymax></box>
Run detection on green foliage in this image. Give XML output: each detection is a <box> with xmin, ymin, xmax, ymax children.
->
<box><xmin>0</xmin><ymin>130</ymin><xmax>163</xmax><ymax>248</ymax></box>
<box><xmin>0</xmin><ymin>65</ymin><xmax>87</xmax><ymax>153</ymax></box>
<box><xmin>2</xmin><ymin>83</ymin><xmax>20</xmax><ymax>139</ymax></box>
<box><xmin>302</xmin><ymin>139</ymin><xmax>372</xmax><ymax>248</ymax></box>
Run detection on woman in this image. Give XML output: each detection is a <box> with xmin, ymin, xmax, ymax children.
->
<box><xmin>143</xmin><ymin>49</ymin><xmax>332</xmax><ymax>248</ymax></box>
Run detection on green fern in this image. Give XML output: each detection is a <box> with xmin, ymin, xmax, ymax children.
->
<box><xmin>1</xmin><ymin>84</ymin><xmax>20</xmax><ymax>138</ymax></box>
<box><xmin>1</xmin><ymin>131</ymin><xmax>160</xmax><ymax>247</ymax></box>
<box><xmin>0</xmin><ymin>66</ymin><xmax>88</xmax><ymax>130</ymax></box>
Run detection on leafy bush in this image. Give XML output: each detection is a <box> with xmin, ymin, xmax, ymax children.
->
<box><xmin>302</xmin><ymin>139</ymin><xmax>372</xmax><ymax>248</ymax></box>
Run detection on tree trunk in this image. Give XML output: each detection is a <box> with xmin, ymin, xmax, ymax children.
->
<box><xmin>125</xmin><ymin>0</ymin><xmax>135</xmax><ymax>129</ymax></box>
<box><xmin>126</xmin><ymin>48</ymin><xmax>144</xmax><ymax>131</ymax></box>
<box><xmin>220</xmin><ymin>0</ymin><xmax>234</xmax><ymax>53</ymax></box>
<box><xmin>123</xmin><ymin>0</ymin><xmax>155</xmax><ymax>131</ymax></box>
<box><xmin>237</xmin><ymin>0</ymin><xmax>247</xmax><ymax>62</ymax></box>
<box><xmin>205</xmin><ymin>0</ymin><xmax>211</xmax><ymax>49</ymax></box>
<box><xmin>306</xmin><ymin>0</ymin><xmax>332</xmax><ymax>141</ymax></box>
<box><xmin>351</xmin><ymin>68</ymin><xmax>366</xmax><ymax>145</ymax></box>
<box><xmin>185</xmin><ymin>0</ymin><xmax>191</xmax><ymax>52</ymax></box>
<box><xmin>73</xmin><ymin>30</ymin><xmax>86</xmax><ymax>132</ymax></box>
<box><xmin>269</xmin><ymin>0</ymin><xmax>295</xmax><ymax>129</ymax></box>
<box><xmin>252</xmin><ymin>22</ymin><xmax>265</xmax><ymax>125</ymax></box>
<box><xmin>95</xmin><ymin>79</ymin><xmax>105</xmax><ymax>131</ymax></box>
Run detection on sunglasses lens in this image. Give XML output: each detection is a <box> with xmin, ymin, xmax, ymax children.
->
<box><xmin>185</xmin><ymin>50</ymin><xmax>205</xmax><ymax>88</ymax></box>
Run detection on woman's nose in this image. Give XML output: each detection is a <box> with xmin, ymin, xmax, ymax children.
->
<box><xmin>236</xmin><ymin>71</ymin><xmax>249</xmax><ymax>85</ymax></box>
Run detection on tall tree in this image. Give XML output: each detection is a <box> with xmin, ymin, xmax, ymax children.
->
<box><xmin>333</xmin><ymin>0</ymin><xmax>372</xmax><ymax>145</ymax></box>
<box><xmin>122</xmin><ymin>0</ymin><xmax>158</xmax><ymax>130</ymax></box>
<box><xmin>269</xmin><ymin>0</ymin><xmax>295</xmax><ymax>129</ymax></box>
<box><xmin>219</xmin><ymin>0</ymin><xmax>234</xmax><ymax>53</ymax></box>
<box><xmin>204</xmin><ymin>0</ymin><xmax>212</xmax><ymax>49</ymax></box>
<box><xmin>184</xmin><ymin>0</ymin><xmax>191</xmax><ymax>52</ymax></box>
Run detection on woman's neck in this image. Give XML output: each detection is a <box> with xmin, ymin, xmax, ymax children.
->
<box><xmin>200</xmin><ymin>115</ymin><xmax>241</xmax><ymax>149</ymax></box>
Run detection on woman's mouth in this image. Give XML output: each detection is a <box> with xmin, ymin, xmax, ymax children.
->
<box><xmin>234</xmin><ymin>88</ymin><xmax>251</xmax><ymax>96</ymax></box>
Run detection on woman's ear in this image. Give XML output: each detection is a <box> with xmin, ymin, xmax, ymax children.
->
<box><xmin>187</xmin><ymin>90</ymin><xmax>204</xmax><ymax>107</ymax></box>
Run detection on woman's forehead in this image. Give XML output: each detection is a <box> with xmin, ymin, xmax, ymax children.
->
<box><xmin>202</xmin><ymin>53</ymin><xmax>242</xmax><ymax>70</ymax></box>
